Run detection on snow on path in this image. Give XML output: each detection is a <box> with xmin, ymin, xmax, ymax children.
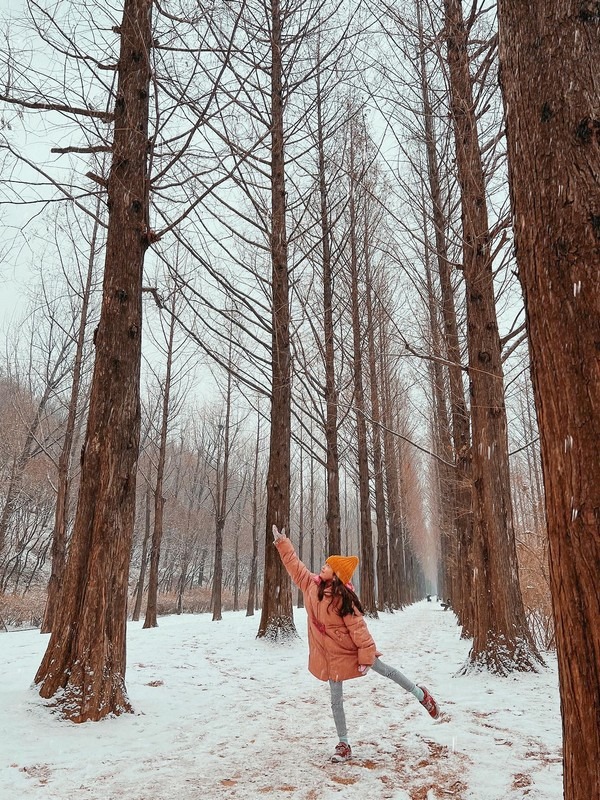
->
<box><xmin>0</xmin><ymin>601</ymin><xmax>562</xmax><ymax>800</ymax></box>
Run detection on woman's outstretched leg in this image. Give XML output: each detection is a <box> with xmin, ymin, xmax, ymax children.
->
<box><xmin>329</xmin><ymin>680</ymin><xmax>352</xmax><ymax>761</ymax></box>
<box><xmin>370</xmin><ymin>658</ymin><xmax>439</xmax><ymax>718</ymax></box>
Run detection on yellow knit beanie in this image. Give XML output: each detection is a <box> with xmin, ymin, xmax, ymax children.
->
<box><xmin>326</xmin><ymin>555</ymin><xmax>359</xmax><ymax>585</ymax></box>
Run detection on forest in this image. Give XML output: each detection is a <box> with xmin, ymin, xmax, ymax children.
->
<box><xmin>0</xmin><ymin>2</ymin><xmax>598</xmax><ymax>799</ymax></box>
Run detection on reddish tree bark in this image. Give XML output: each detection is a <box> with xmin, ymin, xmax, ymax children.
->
<box><xmin>347</xmin><ymin>123</ymin><xmax>377</xmax><ymax>616</ymax></box>
<box><xmin>416</xmin><ymin>0</ymin><xmax>473</xmax><ymax>631</ymax></box>
<box><xmin>257</xmin><ymin>0</ymin><xmax>295</xmax><ymax>640</ymax></box>
<box><xmin>444</xmin><ymin>0</ymin><xmax>541</xmax><ymax>672</ymax></box>
<box><xmin>34</xmin><ymin>0</ymin><xmax>152</xmax><ymax>721</ymax></box>
<box><xmin>498</xmin><ymin>2</ymin><xmax>600</xmax><ymax>795</ymax></box>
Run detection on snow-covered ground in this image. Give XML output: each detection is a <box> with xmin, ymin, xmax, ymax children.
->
<box><xmin>1</xmin><ymin>601</ymin><xmax>562</xmax><ymax>800</ymax></box>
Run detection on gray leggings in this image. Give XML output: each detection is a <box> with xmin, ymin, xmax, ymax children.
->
<box><xmin>329</xmin><ymin>657</ymin><xmax>418</xmax><ymax>741</ymax></box>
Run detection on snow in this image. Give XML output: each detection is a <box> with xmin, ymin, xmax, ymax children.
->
<box><xmin>0</xmin><ymin>601</ymin><xmax>562</xmax><ymax>800</ymax></box>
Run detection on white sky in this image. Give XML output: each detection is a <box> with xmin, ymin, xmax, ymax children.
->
<box><xmin>0</xmin><ymin>277</ymin><xmax>26</xmax><ymax>329</ymax></box>
<box><xmin>1</xmin><ymin>600</ymin><xmax>562</xmax><ymax>799</ymax></box>
<box><xmin>0</xmin><ymin>184</ymin><xmax>47</xmax><ymax>347</ymax></box>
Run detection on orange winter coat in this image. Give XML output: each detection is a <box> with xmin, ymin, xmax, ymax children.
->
<box><xmin>275</xmin><ymin>537</ymin><xmax>379</xmax><ymax>682</ymax></box>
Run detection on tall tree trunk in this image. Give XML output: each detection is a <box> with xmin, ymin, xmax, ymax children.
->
<box><xmin>348</xmin><ymin>128</ymin><xmax>376</xmax><ymax>616</ymax></box>
<box><xmin>211</xmin><ymin>464</ymin><xmax>225</xmax><ymax>622</ymax></box>
<box><xmin>309</xmin><ymin>426</ymin><xmax>316</xmax><ymax>571</ymax></box>
<box><xmin>396</xmin><ymin>435</ymin><xmax>413</xmax><ymax>607</ymax></box>
<box><xmin>246</xmin><ymin>403</ymin><xmax>261</xmax><ymax>617</ymax></box>
<box><xmin>297</xmin><ymin>427</ymin><xmax>305</xmax><ymax>608</ymax></box>
<box><xmin>444</xmin><ymin>0</ymin><xmax>541</xmax><ymax>672</ymax></box>
<box><xmin>34</xmin><ymin>0</ymin><xmax>152</xmax><ymax>721</ymax></box>
<box><xmin>212</xmin><ymin>360</ymin><xmax>233</xmax><ymax>623</ymax></box>
<box><xmin>380</xmin><ymin>342</ymin><xmax>407</xmax><ymax>609</ymax></box>
<box><xmin>42</xmin><ymin>210</ymin><xmax>99</xmax><ymax>633</ymax></box>
<box><xmin>132</xmin><ymin>483</ymin><xmax>152</xmax><ymax>622</ymax></box>
<box><xmin>364</xmin><ymin>229</ymin><xmax>389</xmax><ymax>611</ymax></box>
<box><xmin>258</xmin><ymin>0</ymin><xmax>295</xmax><ymax>640</ymax></box>
<box><xmin>417</xmin><ymin>0</ymin><xmax>473</xmax><ymax>631</ymax></box>
<box><xmin>177</xmin><ymin>556</ymin><xmax>189</xmax><ymax>615</ymax></box>
<box><xmin>498</xmin><ymin>3</ymin><xmax>600</xmax><ymax>795</ymax></box>
<box><xmin>233</xmin><ymin>535</ymin><xmax>240</xmax><ymax>612</ymax></box>
<box><xmin>419</xmin><ymin>189</ymin><xmax>455</xmax><ymax>607</ymax></box>
<box><xmin>144</xmin><ymin>297</ymin><xmax>176</xmax><ymax>629</ymax></box>
<box><xmin>316</xmin><ymin>64</ymin><xmax>342</xmax><ymax>556</ymax></box>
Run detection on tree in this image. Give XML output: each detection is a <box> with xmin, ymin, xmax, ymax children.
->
<box><xmin>246</xmin><ymin>399</ymin><xmax>263</xmax><ymax>617</ymax></box>
<box><xmin>379</xmin><ymin>333</ymin><xmax>408</xmax><ymax>609</ymax></box>
<box><xmin>34</xmin><ymin>0</ymin><xmax>153</xmax><ymax>721</ymax></box>
<box><xmin>131</xmin><ymin>483</ymin><xmax>152</xmax><ymax>622</ymax></box>
<box><xmin>414</xmin><ymin>0</ymin><xmax>473</xmax><ymax>630</ymax></box>
<box><xmin>364</xmin><ymin>199</ymin><xmax>391</xmax><ymax>611</ymax></box>
<box><xmin>346</xmin><ymin>117</ymin><xmax>377</xmax><ymax>615</ymax></box>
<box><xmin>313</xmin><ymin>45</ymin><xmax>344</xmax><ymax>556</ymax></box>
<box><xmin>257</xmin><ymin>0</ymin><xmax>295</xmax><ymax>640</ymax></box>
<box><xmin>497</xmin><ymin>3</ymin><xmax>600</xmax><ymax>796</ymax></box>
<box><xmin>443</xmin><ymin>0</ymin><xmax>541</xmax><ymax>673</ymax></box>
<box><xmin>210</xmin><ymin>333</ymin><xmax>245</xmax><ymax>622</ymax></box>
<box><xmin>42</xmin><ymin>204</ymin><xmax>100</xmax><ymax>633</ymax></box>
<box><xmin>144</xmin><ymin>293</ymin><xmax>178</xmax><ymax>629</ymax></box>
<box><xmin>0</xmin><ymin>299</ymin><xmax>74</xmax><ymax>575</ymax></box>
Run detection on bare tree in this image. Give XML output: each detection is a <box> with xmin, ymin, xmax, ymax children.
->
<box><xmin>312</xmin><ymin>47</ymin><xmax>345</xmax><ymax>555</ymax></box>
<box><xmin>363</xmin><ymin>206</ymin><xmax>391</xmax><ymax>611</ymax></box>
<box><xmin>144</xmin><ymin>293</ymin><xmax>178</xmax><ymax>629</ymax></box>
<box><xmin>442</xmin><ymin>0</ymin><xmax>541</xmax><ymax>673</ymax></box>
<box><xmin>346</xmin><ymin>117</ymin><xmax>377</xmax><ymax>615</ymax></box>
<box><xmin>210</xmin><ymin>334</ymin><xmax>246</xmax><ymax>622</ymax></box>
<box><xmin>42</xmin><ymin>205</ymin><xmax>101</xmax><ymax>632</ymax></box>
<box><xmin>34</xmin><ymin>0</ymin><xmax>154</xmax><ymax>720</ymax></box>
<box><xmin>131</xmin><ymin>483</ymin><xmax>152</xmax><ymax>622</ymax></box>
<box><xmin>379</xmin><ymin>334</ymin><xmax>408</xmax><ymax>609</ymax></box>
<box><xmin>498</xmin><ymin>3</ymin><xmax>600</xmax><ymax>795</ymax></box>
<box><xmin>246</xmin><ymin>399</ymin><xmax>263</xmax><ymax>617</ymax></box>
<box><xmin>257</xmin><ymin>0</ymin><xmax>295</xmax><ymax>640</ymax></box>
<box><xmin>413</xmin><ymin>0</ymin><xmax>473</xmax><ymax>630</ymax></box>
<box><xmin>0</xmin><ymin>305</ymin><xmax>74</xmax><ymax>570</ymax></box>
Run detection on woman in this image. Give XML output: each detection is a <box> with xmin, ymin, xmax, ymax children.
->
<box><xmin>273</xmin><ymin>524</ymin><xmax>439</xmax><ymax>763</ymax></box>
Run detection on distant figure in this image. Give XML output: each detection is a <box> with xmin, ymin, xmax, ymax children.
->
<box><xmin>440</xmin><ymin>598</ymin><xmax>451</xmax><ymax>611</ymax></box>
<box><xmin>427</xmin><ymin>594</ymin><xmax>431</xmax><ymax>602</ymax></box>
<box><xmin>272</xmin><ymin>524</ymin><xmax>440</xmax><ymax>763</ymax></box>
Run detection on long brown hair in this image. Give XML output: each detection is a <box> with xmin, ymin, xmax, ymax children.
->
<box><xmin>318</xmin><ymin>576</ymin><xmax>365</xmax><ymax>617</ymax></box>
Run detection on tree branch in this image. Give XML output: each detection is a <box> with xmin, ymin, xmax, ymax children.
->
<box><xmin>52</xmin><ymin>145</ymin><xmax>112</xmax><ymax>155</ymax></box>
<box><xmin>0</xmin><ymin>94</ymin><xmax>114</xmax><ymax>123</ymax></box>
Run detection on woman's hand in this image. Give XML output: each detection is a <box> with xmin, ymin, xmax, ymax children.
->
<box><xmin>272</xmin><ymin>524</ymin><xmax>286</xmax><ymax>542</ymax></box>
<box><xmin>358</xmin><ymin>664</ymin><xmax>371</xmax><ymax>674</ymax></box>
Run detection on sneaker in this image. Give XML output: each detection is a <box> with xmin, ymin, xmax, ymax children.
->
<box><xmin>330</xmin><ymin>741</ymin><xmax>352</xmax><ymax>762</ymax></box>
<box><xmin>418</xmin><ymin>685</ymin><xmax>439</xmax><ymax>719</ymax></box>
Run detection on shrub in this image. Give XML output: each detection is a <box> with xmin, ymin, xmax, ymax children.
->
<box><xmin>517</xmin><ymin>533</ymin><xmax>554</xmax><ymax>650</ymax></box>
<box><xmin>0</xmin><ymin>590</ymin><xmax>46</xmax><ymax>629</ymax></box>
<box><xmin>131</xmin><ymin>586</ymin><xmax>248</xmax><ymax>619</ymax></box>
